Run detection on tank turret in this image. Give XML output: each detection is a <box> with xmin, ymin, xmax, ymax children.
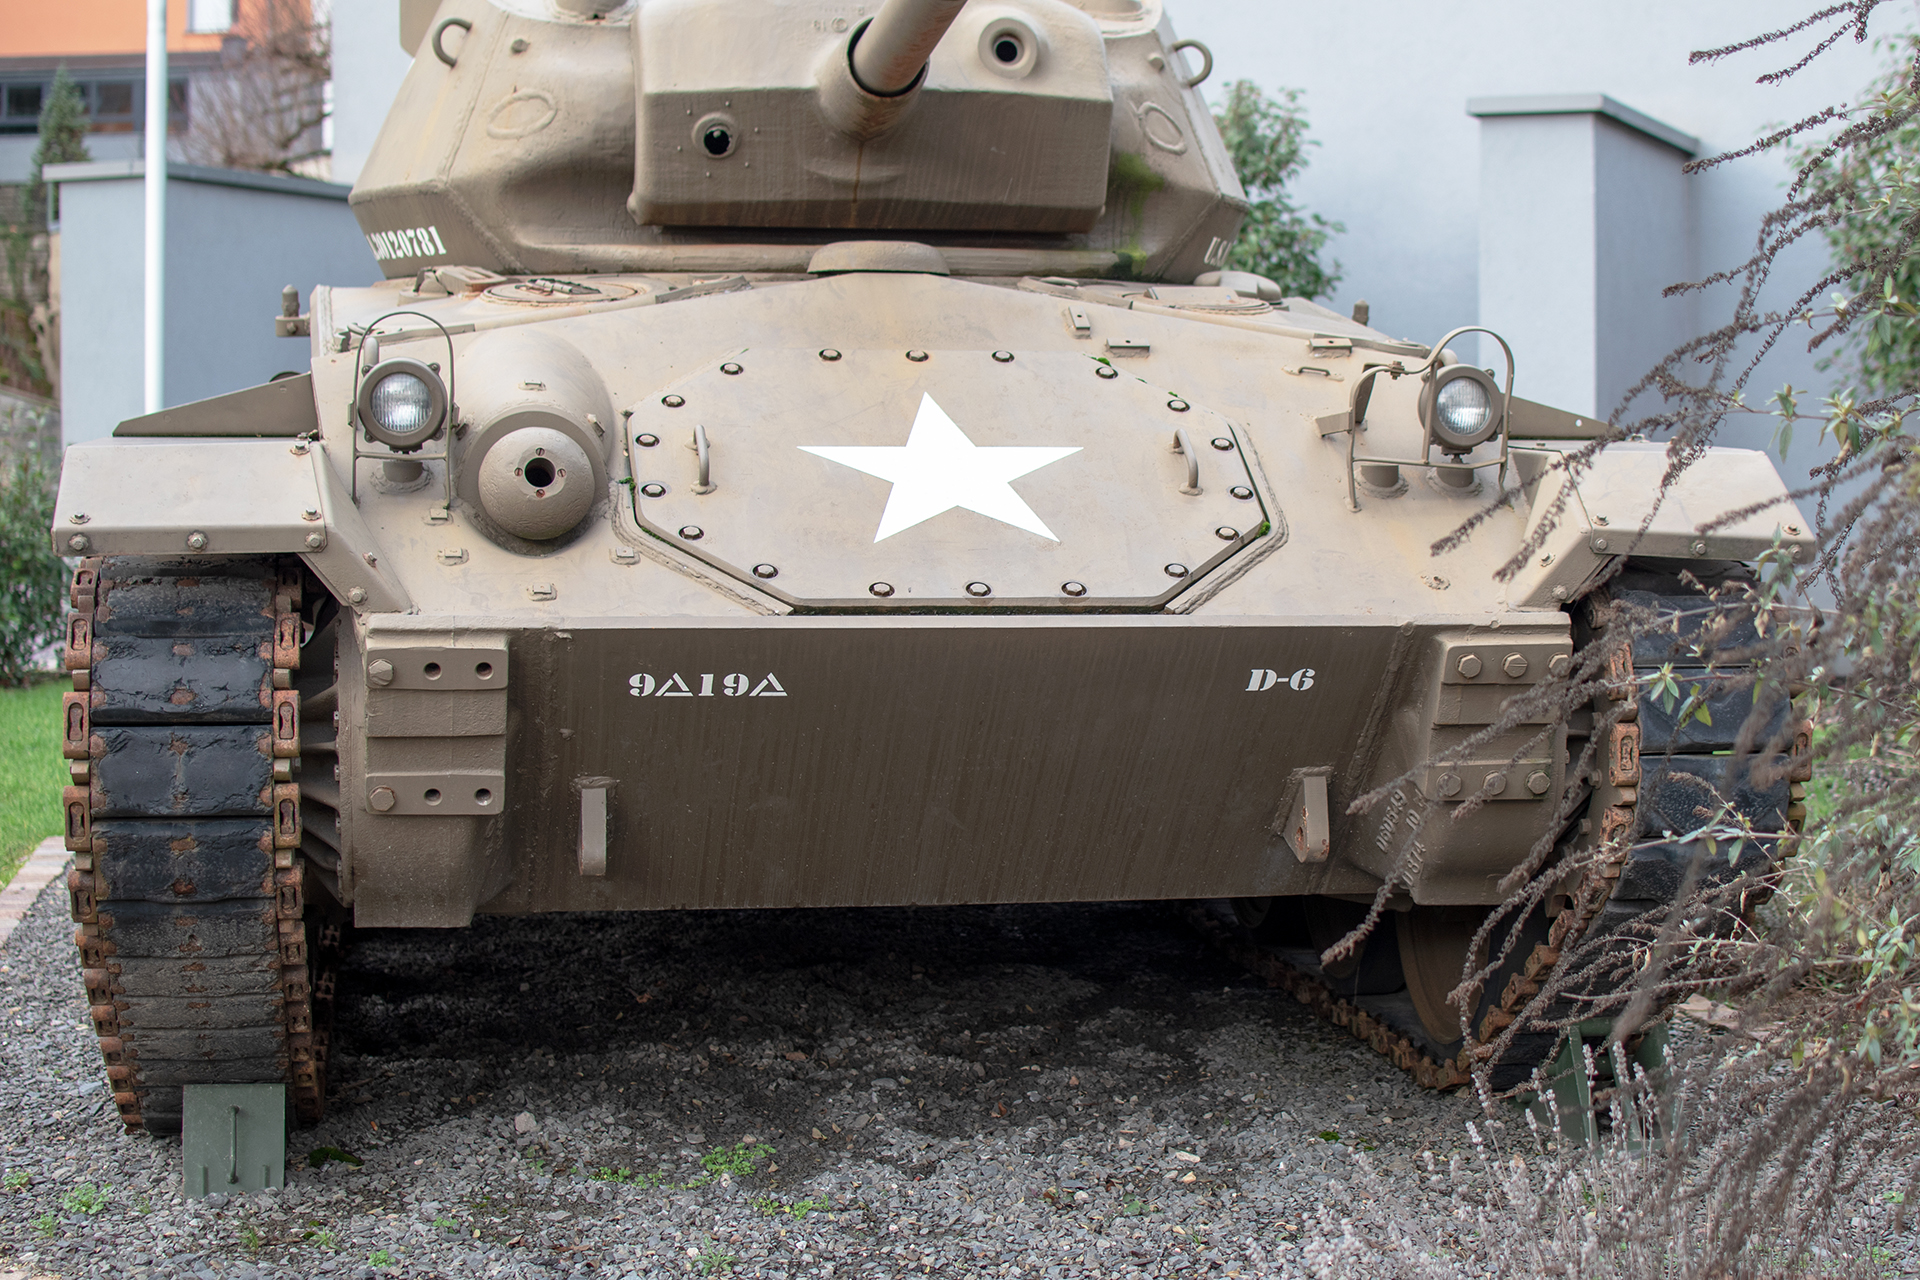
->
<box><xmin>354</xmin><ymin>0</ymin><xmax>1246</xmax><ymax>279</ymax></box>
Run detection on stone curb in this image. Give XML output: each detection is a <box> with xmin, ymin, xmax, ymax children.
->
<box><xmin>0</xmin><ymin>837</ymin><xmax>69</xmax><ymax>950</ymax></box>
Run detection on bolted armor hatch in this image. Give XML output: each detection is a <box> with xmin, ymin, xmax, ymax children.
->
<box><xmin>625</xmin><ymin>348</ymin><xmax>1274</xmax><ymax>609</ymax></box>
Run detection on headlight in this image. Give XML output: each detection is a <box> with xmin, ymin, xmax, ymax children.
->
<box><xmin>1419</xmin><ymin>365</ymin><xmax>1502</xmax><ymax>453</ymax></box>
<box><xmin>357</xmin><ymin>357</ymin><xmax>448</xmax><ymax>451</ymax></box>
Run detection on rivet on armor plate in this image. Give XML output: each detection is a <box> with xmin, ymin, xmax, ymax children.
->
<box><xmin>1095</xmin><ymin>365</ymin><xmax>1118</xmax><ymax>380</ymax></box>
<box><xmin>1456</xmin><ymin>653</ymin><xmax>1482</xmax><ymax>679</ymax></box>
<box><xmin>69</xmin><ymin>512</ymin><xmax>88</xmax><ymax>524</ymax></box>
<box><xmin>752</xmin><ymin>563</ymin><xmax>778</xmax><ymax>579</ymax></box>
<box><xmin>1592</xmin><ymin>536</ymin><xmax>1610</xmax><ymax>552</ymax></box>
<box><xmin>67</xmin><ymin>534</ymin><xmax>89</xmax><ymax>552</ymax></box>
<box><xmin>721</xmin><ymin>362</ymin><xmax>743</xmax><ymax>375</ymax></box>
<box><xmin>368</xmin><ymin>787</ymin><xmax>397</xmax><ymax>813</ymax></box>
<box><xmin>992</xmin><ymin>351</ymin><xmax>1014</xmax><ymax>363</ymax></box>
<box><xmin>347</xmin><ymin>587</ymin><xmax>367</xmax><ymax>604</ymax></box>
<box><xmin>640</xmin><ymin>483</ymin><xmax>666</xmax><ymax>498</ymax></box>
<box><xmin>301</xmin><ymin>507</ymin><xmax>320</xmax><ymax>521</ymax></box>
<box><xmin>819</xmin><ymin>349</ymin><xmax>842</xmax><ymax>361</ymax></box>
<box><xmin>906</xmin><ymin>350</ymin><xmax>929</xmax><ymax>362</ymax></box>
<box><xmin>1164</xmin><ymin>563</ymin><xmax>1188</xmax><ymax>578</ymax></box>
<box><xmin>679</xmin><ymin>526</ymin><xmax>703</xmax><ymax>540</ymax></box>
<box><xmin>304</xmin><ymin>533</ymin><xmax>324</xmax><ymax>549</ymax></box>
<box><xmin>1167</xmin><ymin>399</ymin><xmax>1190</xmax><ymax>412</ymax></box>
<box><xmin>1502</xmin><ymin>652</ymin><xmax>1529</xmax><ymax>678</ymax></box>
<box><xmin>367</xmin><ymin>659</ymin><xmax>395</xmax><ymax>687</ymax></box>
<box><xmin>964</xmin><ymin>581</ymin><xmax>991</xmax><ymax>597</ymax></box>
<box><xmin>1547</xmin><ymin>653</ymin><xmax>1571</xmax><ymax>678</ymax></box>
<box><xmin>637</xmin><ymin>433</ymin><xmax>659</xmax><ymax>447</ymax></box>
<box><xmin>1214</xmin><ymin>527</ymin><xmax>1237</xmax><ymax>541</ymax></box>
<box><xmin>185</xmin><ymin>531</ymin><xmax>208</xmax><ymax>550</ymax></box>
<box><xmin>1484</xmin><ymin>772</ymin><xmax>1507</xmax><ymax>796</ymax></box>
<box><xmin>1061</xmin><ymin>581</ymin><xmax>1087</xmax><ymax>598</ymax></box>
<box><xmin>869</xmin><ymin>582</ymin><xmax>894</xmax><ymax>597</ymax></box>
<box><xmin>1437</xmin><ymin>773</ymin><xmax>1463</xmax><ymax>798</ymax></box>
<box><xmin>662</xmin><ymin>395</ymin><xmax>685</xmax><ymax>408</ymax></box>
<box><xmin>1230</xmin><ymin>486</ymin><xmax>1252</xmax><ymax>500</ymax></box>
<box><xmin>1691</xmin><ymin>539</ymin><xmax>1709</xmax><ymax>556</ymax></box>
<box><xmin>1527</xmin><ymin>770</ymin><xmax>1552</xmax><ymax>795</ymax></box>
<box><xmin>1210</xmin><ymin>437</ymin><xmax>1234</xmax><ymax>451</ymax></box>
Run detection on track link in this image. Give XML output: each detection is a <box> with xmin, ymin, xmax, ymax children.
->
<box><xmin>1195</xmin><ymin>572</ymin><xmax>1809</xmax><ymax>1091</ymax></box>
<box><xmin>62</xmin><ymin>557</ymin><xmax>333</xmax><ymax>1133</ymax></box>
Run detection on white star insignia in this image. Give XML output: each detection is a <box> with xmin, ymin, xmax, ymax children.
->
<box><xmin>801</xmin><ymin>393</ymin><xmax>1081</xmax><ymax>542</ymax></box>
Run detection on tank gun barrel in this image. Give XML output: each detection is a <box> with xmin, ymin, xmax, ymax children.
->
<box><xmin>851</xmin><ymin>0</ymin><xmax>971</xmax><ymax>95</ymax></box>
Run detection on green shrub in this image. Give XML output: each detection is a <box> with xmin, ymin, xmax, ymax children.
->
<box><xmin>1212</xmin><ymin>80</ymin><xmax>1343</xmax><ymax>299</ymax></box>
<box><xmin>0</xmin><ymin>446</ymin><xmax>62</xmax><ymax>687</ymax></box>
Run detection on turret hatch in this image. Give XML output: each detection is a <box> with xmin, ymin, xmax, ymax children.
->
<box><xmin>625</xmin><ymin>348</ymin><xmax>1274</xmax><ymax>609</ymax></box>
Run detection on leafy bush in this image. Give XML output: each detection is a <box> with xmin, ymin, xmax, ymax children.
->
<box><xmin>1211</xmin><ymin>80</ymin><xmax>1343</xmax><ymax>299</ymax></box>
<box><xmin>1797</xmin><ymin>32</ymin><xmax>1920</xmax><ymax>397</ymax></box>
<box><xmin>0</xmin><ymin>445</ymin><xmax>64</xmax><ymax>686</ymax></box>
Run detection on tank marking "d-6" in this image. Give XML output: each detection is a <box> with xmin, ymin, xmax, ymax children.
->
<box><xmin>1246</xmin><ymin>668</ymin><xmax>1316</xmax><ymax>692</ymax></box>
<box><xmin>629</xmin><ymin>673</ymin><xmax>787</xmax><ymax>698</ymax></box>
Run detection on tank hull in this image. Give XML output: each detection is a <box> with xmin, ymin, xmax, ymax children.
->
<box><xmin>407</xmin><ymin>618</ymin><xmax>1404</xmax><ymax>915</ymax></box>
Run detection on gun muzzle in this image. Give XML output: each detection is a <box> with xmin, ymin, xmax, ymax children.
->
<box><xmin>850</xmin><ymin>0</ymin><xmax>970</xmax><ymax>96</ymax></box>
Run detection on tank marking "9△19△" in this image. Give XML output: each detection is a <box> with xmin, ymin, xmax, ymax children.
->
<box><xmin>628</xmin><ymin>672</ymin><xmax>788</xmax><ymax>697</ymax></box>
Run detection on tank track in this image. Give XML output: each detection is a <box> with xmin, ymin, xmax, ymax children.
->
<box><xmin>61</xmin><ymin>557</ymin><xmax>337</xmax><ymax>1134</ymax></box>
<box><xmin>1191</xmin><ymin>572</ymin><xmax>1808</xmax><ymax>1092</ymax></box>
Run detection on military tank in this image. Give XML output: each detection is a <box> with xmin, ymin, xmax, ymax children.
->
<box><xmin>52</xmin><ymin>0</ymin><xmax>1813</xmax><ymax>1132</ymax></box>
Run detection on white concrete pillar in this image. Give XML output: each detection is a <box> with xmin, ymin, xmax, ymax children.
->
<box><xmin>1471</xmin><ymin>95</ymin><xmax>1698</xmax><ymax>422</ymax></box>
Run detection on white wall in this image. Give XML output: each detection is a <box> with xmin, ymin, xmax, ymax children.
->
<box><xmin>51</xmin><ymin>161</ymin><xmax>382</xmax><ymax>445</ymax></box>
<box><xmin>0</xmin><ymin>132</ymin><xmax>144</xmax><ymax>187</ymax></box>
<box><xmin>1171</xmin><ymin>0</ymin><xmax>1911</xmax><ymax>474</ymax></box>
<box><xmin>328</xmin><ymin>0</ymin><xmax>415</xmax><ymax>187</ymax></box>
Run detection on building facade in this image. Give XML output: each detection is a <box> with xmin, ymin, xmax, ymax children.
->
<box><xmin>0</xmin><ymin>0</ymin><xmax>324</xmax><ymax>185</ymax></box>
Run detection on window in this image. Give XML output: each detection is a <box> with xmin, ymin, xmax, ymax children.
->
<box><xmin>188</xmin><ymin>0</ymin><xmax>235</xmax><ymax>33</ymax></box>
<box><xmin>3</xmin><ymin>84</ymin><xmax>42</xmax><ymax>122</ymax></box>
<box><xmin>94</xmin><ymin>82</ymin><xmax>134</xmax><ymax>120</ymax></box>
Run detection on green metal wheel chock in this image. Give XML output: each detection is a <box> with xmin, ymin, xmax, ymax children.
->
<box><xmin>182</xmin><ymin>1084</ymin><xmax>288</xmax><ymax>1199</ymax></box>
<box><xmin>1521</xmin><ymin>1019</ymin><xmax>1670</xmax><ymax>1147</ymax></box>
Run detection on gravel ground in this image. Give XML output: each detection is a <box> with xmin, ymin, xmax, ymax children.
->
<box><xmin>0</xmin><ymin>870</ymin><xmax>1911</xmax><ymax>1280</ymax></box>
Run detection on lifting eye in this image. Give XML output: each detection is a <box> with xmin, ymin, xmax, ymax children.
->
<box><xmin>702</xmin><ymin>125</ymin><xmax>733</xmax><ymax>157</ymax></box>
<box><xmin>994</xmin><ymin>36</ymin><xmax>1022</xmax><ymax>64</ymax></box>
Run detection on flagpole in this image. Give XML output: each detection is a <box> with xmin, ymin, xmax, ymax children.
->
<box><xmin>143</xmin><ymin>0</ymin><xmax>167</xmax><ymax>414</ymax></box>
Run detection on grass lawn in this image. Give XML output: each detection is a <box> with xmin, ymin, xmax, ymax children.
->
<box><xmin>0</xmin><ymin>679</ymin><xmax>66</xmax><ymax>886</ymax></box>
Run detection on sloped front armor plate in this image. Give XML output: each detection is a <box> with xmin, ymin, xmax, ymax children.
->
<box><xmin>626</xmin><ymin>349</ymin><xmax>1272</xmax><ymax>609</ymax></box>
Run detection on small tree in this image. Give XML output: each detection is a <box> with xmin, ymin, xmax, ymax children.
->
<box><xmin>29</xmin><ymin>67</ymin><xmax>91</xmax><ymax>224</ymax></box>
<box><xmin>1212</xmin><ymin>80</ymin><xmax>1343</xmax><ymax>299</ymax></box>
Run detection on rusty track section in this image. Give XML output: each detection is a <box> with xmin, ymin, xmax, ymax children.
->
<box><xmin>1192</xmin><ymin>579</ymin><xmax>1808</xmax><ymax>1091</ymax></box>
<box><xmin>62</xmin><ymin>557</ymin><xmax>332</xmax><ymax>1133</ymax></box>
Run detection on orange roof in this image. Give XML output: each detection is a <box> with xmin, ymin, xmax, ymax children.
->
<box><xmin>0</xmin><ymin>1</ymin><xmax>229</xmax><ymax>59</ymax></box>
